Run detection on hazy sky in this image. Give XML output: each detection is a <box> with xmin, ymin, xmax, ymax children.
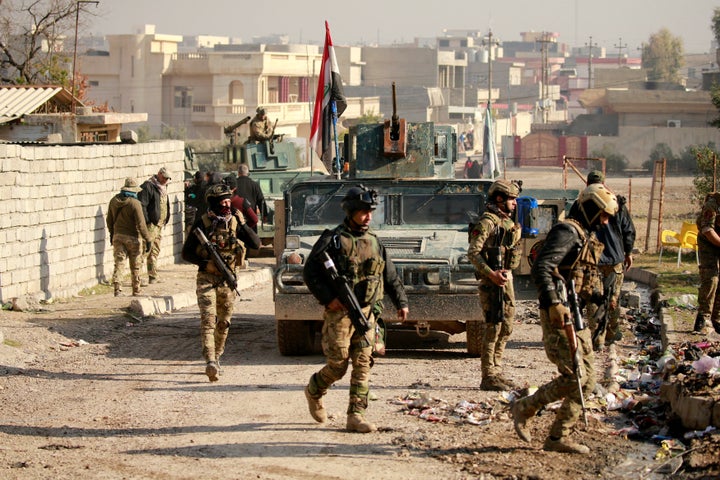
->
<box><xmin>89</xmin><ymin>0</ymin><xmax>716</xmax><ymax>54</ymax></box>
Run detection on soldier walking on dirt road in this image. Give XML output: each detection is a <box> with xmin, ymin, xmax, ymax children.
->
<box><xmin>302</xmin><ymin>185</ymin><xmax>409</xmax><ymax>433</ymax></box>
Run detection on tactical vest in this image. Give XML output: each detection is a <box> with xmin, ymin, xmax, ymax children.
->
<box><xmin>197</xmin><ymin>213</ymin><xmax>247</xmax><ymax>273</ymax></box>
<box><xmin>475</xmin><ymin>211</ymin><xmax>521</xmax><ymax>269</ymax></box>
<box><xmin>333</xmin><ymin>225</ymin><xmax>385</xmax><ymax>307</ymax></box>
<box><xmin>559</xmin><ymin>218</ymin><xmax>604</xmax><ymax>300</ymax></box>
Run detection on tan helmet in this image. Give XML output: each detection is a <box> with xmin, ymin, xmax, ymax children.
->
<box><xmin>577</xmin><ymin>183</ymin><xmax>618</xmax><ymax>226</ymax></box>
<box><xmin>488</xmin><ymin>179</ymin><xmax>521</xmax><ymax>199</ymax></box>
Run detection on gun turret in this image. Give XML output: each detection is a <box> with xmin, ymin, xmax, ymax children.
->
<box><xmin>224</xmin><ymin>116</ymin><xmax>252</xmax><ymax>144</ymax></box>
<box><xmin>383</xmin><ymin>82</ymin><xmax>407</xmax><ymax>157</ymax></box>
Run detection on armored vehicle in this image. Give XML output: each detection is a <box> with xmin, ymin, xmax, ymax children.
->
<box><xmin>273</xmin><ymin>91</ymin><xmax>577</xmax><ymax>356</ymax></box>
<box><xmin>221</xmin><ymin>117</ymin><xmax>325</xmax><ymax>247</ymax></box>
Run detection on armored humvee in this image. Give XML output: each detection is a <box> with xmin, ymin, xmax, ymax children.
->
<box><xmin>221</xmin><ymin>117</ymin><xmax>326</xmax><ymax>248</ymax></box>
<box><xmin>272</xmin><ymin>93</ymin><xmax>577</xmax><ymax>356</ymax></box>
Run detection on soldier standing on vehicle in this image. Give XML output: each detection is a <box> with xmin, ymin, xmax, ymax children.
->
<box><xmin>106</xmin><ymin>178</ymin><xmax>153</xmax><ymax>297</ymax></box>
<box><xmin>248</xmin><ymin>106</ymin><xmax>273</xmax><ymax>143</ymax></box>
<box><xmin>579</xmin><ymin>171</ymin><xmax>636</xmax><ymax>350</ymax></box>
<box><xmin>694</xmin><ymin>192</ymin><xmax>720</xmax><ymax>334</ymax></box>
<box><xmin>181</xmin><ymin>184</ymin><xmax>261</xmax><ymax>382</ymax></box>
<box><xmin>302</xmin><ymin>186</ymin><xmax>409</xmax><ymax>433</ymax></box>
<box><xmin>468</xmin><ymin>179</ymin><xmax>522</xmax><ymax>391</ymax></box>
<box><xmin>512</xmin><ymin>183</ymin><xmax>617</xmax><ymax>454</ymax></box>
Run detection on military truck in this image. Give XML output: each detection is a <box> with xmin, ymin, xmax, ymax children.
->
<box><xmin>272</xmin><ymin>92</ymin><xmax>577</xmax><ymax>356</ymax></box>
<box><xmin>221</xmin><ymin>117</ymin><xmax>325</xmax><ymax>248</ymax></box>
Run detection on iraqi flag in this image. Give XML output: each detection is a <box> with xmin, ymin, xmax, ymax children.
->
<box><xmin>482</xmin><ymin>102</ymin><xmax>500</xmax><ymax>179</ymax></box>
<box><xmin>309</xmin><ymin>21</ymin><xmax>347</xmax><ymax>168</ymax></box>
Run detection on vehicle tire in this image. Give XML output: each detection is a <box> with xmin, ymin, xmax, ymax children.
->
<box><xmin>466</xmin><ymin>321</ymin><xmax>483</xmax><ymax>357</ymax></box>
<box><xmin>277</xmin><ymin>320</ymin><xmax>315</xmax><ymax>356</ymax></box>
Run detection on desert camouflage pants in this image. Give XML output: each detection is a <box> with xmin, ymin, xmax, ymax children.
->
<box><xmin>478</xmin><ymin>276</ymin><xmax>516</xmax><ymax>378</ymax></box>
<box><xmin>309</xmin><ymin>306</ymin><xmax>375</xmax><ymax>415</ymax></box>
<box><xmin>697</xmin><ymin>241</ymin><xmax>720</xmax><ymax>324</ymax></box>
<box><xmin>586</xmin><ymin>263</ymin><xmax>624</xmax><ymax>346</ymax></box>
<box><xmin>145</xmin><ymin>224</ymin><xmax>164</xmax><ymax>281</ymax></box>
<box><xmin>196</xmin><ymin>271</ymin><xmax>234</xmax><ymax>363</ymax></box>
<box><xmin>515</xmin><ymin>308</ymin><xmax>596</xmax><ymax>439</ymax></box>
<box><xmin>112</xmin><ymin>233</ymin><xmax>143</xmax><ymax>293</ymax></box>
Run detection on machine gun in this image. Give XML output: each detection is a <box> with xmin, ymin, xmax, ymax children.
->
<box><xmin>563</xmin><ymin>277</ymin><xmax>588</xmax><ymax>427</ymax></box>
<box><xmin>194</xmin><ymin>227</ymin><xmax>241</xmax><ymax>296</ymax></box>
<box><xmin>383</xmin><ymin>82</ymin><xmax>407</xmax><ymax>157</ymax></box>
<box><xmin>321</xmin><ymin>251</ymin><xmax>371</xmax><ymax>334</ymax></box>
<box><xmin>223</xmin><ymin>116</ymin><xmax>252</xmax><ymax>145</ymax></box>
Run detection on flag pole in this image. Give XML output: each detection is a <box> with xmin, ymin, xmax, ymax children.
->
<box><xmin>331</xmin><ymin>100</ymin><xmax>341</xmax><ymax>179</ymax></box>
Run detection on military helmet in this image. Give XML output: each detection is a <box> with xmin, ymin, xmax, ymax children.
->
<box><xmin>577</xmin><ymin>183</ymin><xmax>618</xmax><ymax>226</ymax></box>
<box><xmin>341</xmin><ymin>185</ymin><xmax>378</xmax><ymax>215</ymax></box>
<box><xmin>256</xmin><ymin>106</ymin><xmax>266</xmax><ymax>115</ymax></box>
<box><xmin>205</xmin><ymin>183</ymin><xmax>233</xmax><ymax>204</ymax></box>
<box><xmin>488</xmin><ymin>179</ymin><xmax>521</xmax><ymax>199</ymax></box>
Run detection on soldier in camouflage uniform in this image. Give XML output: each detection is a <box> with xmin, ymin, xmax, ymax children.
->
<box><xmin>468</xmin><ymin>179</ymin><xmax>523</xmax><ymax>391</ymax></box>
<box><xmin>248</xmin><ymin>106</ymin><xmax>273</xmax><ymax>143</ymax></box>
<box><xmin>106</xmin><ymin>178</ymin><xmax>153</xmax><ymax>297</ymax></box>
<box><xmin>512</xmin><ymin>183</ymin><xmax>617</xmax><ymax>454</ymax></box>
<box><xmin>694</xmin><ymin>192</ymin><xmax>720</xmax><ymax>334</ymax></box>
<box><xmin>182</xmin><ymin>184</ymin><xmax>261</xmax><ymax>381</ymax></box>
<box><xmin>302</xmin><ymin>186</ymin><xmax>409</xmax><ymax>433</ymax></box>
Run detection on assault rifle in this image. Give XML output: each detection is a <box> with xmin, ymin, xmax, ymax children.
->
<box><xmin>486</xmin><ymin>246</ymin><xmax>505</xmax><ymax>324</ymax></box>
<box><xmin>321</xmin><ymin>251</ymin><xmax>371</xmax><ymax>334</ymax></box>
<box><xmin>564</xmin><ymin>277</ymin><xmax>588</xmax><ymax>427</ymax></box>
<box><xmin>193</xmin><ymin>227</ymin><xmax>241</xmax><ymax>296</ymax></box>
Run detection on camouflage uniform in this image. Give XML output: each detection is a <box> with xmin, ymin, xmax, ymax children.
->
<box><xmin>515</xmin><ymin>219</ymin><xmax>602</xmax><ymax>451</ymax></box>
<box><xmin>182</xmin><ymin>198</ymin><xmax>261</xmax><ymax>381</ymax></box>
<box><xmin>303</xmin><ymin>220</ymin><xmax>408</xmax><ymax>424</ymax></box>
<box><xmin>248</xmin><ymin>113</ymin><xmax>272</xmax><ymax>143</ymax></box>
<box><xmin>467</xmin><ymin>205</ymin><xmax>522</xmax><ymax>386</ymax></box>
<box><xmin>106</xmin><ymin>179</ymin><xmax>153</xmax><ymax>296</ymax></box>
<box><xmin>696</xmin><ymin>193</ymin><xmax>720</xmax><ymax>333</ymax></box>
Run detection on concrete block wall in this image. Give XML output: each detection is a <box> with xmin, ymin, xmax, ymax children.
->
<box><xmin>0</xmin><ymin>140</ymin><xmax>186</xmax><ymax>302</ymax></box>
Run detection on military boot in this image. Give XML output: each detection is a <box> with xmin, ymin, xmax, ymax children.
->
<box><xmin>113</xmin><ymin>283</ymin><xmax>122</xmax><ymax>297</ymax></box>
<box><xmin>346</xmin><ymin>413</ymin><xmax>377</xmax><ymax>433</ymax></box>
<box><xmin>693</xmin><ymin>313</ymin><xmax>707</xmax><ymax>334</ymax></box>
<box><xmin>511</xmin><ymin>400</ymin><xmax>534</xmax><ymax>442</ymax></box>
<box><xmin>543</xmin><ymin>437</ymin><xmax>590</xmax><ymax>454</ymax></box>
<box><xmin>205</xmin><ymin>361</ymin><xmax>219</xmax><ymax>382</ymax></box>
<box><xmin>480</xmin><ymin>375</ymin><xmax>510</xmax><ymax>391</ymax></box>
<box><xmin>304</xmin><ymin>386</ymin><xmax>327</xmax><ymax>423</ymax></box>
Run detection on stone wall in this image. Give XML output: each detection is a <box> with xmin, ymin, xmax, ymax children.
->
<box><xmin>0</xmin><ymin>140</ymin><xmax>186</xmax><ymax>302</ymax></box>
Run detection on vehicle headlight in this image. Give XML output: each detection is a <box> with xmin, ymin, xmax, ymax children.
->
<box><xmin>425</xmin><ymin>271</ymin><xmax>440</xmax><ymax>285</ymax></box>
<box><xmin>286</xmin><ymin>235</ymin><xmax>301</xmax><ymax>250</ymax></box>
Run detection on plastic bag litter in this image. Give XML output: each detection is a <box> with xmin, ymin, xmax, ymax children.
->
<box><xmin>663</xmin><ymin>294</ymin><xmax>698</xmax><ymax>309</ymax></box>
<box><xmin>691</xmin><ymin>355</ymin><xmax>720</xmax><ymax>374</ymax></box>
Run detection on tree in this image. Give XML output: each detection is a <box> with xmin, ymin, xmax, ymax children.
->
<box><xmin>712</xmin><ymin>7</ymin><xmax>720</xmax><ymax>44</ymax></box>
<box><xmin>642</xmin><ymin>143</ymin><xmax>676</xmax><ymax>173</ymax></box>
<box><xmin>0</xmin><ymin>0</ymin><xmax>96</xmax><ymax>90</ymax></box>
<box><xmin>641</xmin><ymin>28</ymin><xmax>684</xmax><ymax>83</ymax></box>
<box><xmin>693</xmin><ymin>143</ymin><xmax>719</xmax><ymax>203</ymax></box>
<box><xmin>590</xmin><ymin>144</ymin><xmax>628</xmax><ymax>174</ymax></box>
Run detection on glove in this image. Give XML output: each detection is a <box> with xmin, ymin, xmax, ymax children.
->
<box><xmin>548</xmin><ymin>303</ymin><xmax>570</xmax><ymax>328</ymax></box>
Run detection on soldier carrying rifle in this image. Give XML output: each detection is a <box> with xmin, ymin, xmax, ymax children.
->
<box><xmin>468</xmin><ymin>179</ymin><xmax>523</xmax><ymax>391</ymax></box>
<box><xmin>302</xmin><ymin>185</ymin><xmax>409</xmax><ymax>433</ymax></box>
<box><xmin>511</xmin><ymin>183</ymin><xmax>617</xmax><ymax>455</ymax></box>
<box><xmin>181</xmin><ymin>184</ymin><xmax>261</xmax><ymax>382</ymax></box>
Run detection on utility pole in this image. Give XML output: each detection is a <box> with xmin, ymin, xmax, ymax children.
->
<box><xmin>72</xmin><ymin>0</ymin><xmax>100</xmax><ymax>113</ymax></box>
<box><xmin>537</xmin><ymin>32</ymin><xmax>553</xmax><ymax>123</ymax></box>
<box><xmin>614</xmin><ymin>37</ymin><xmax>627</xmax><ymax>65</ymax></box>
<box><xmin>482</xmin><ymin>30</ymin><xmax>500</xmax><ymax>109</ymax></box>
<box><xmin>585</xmin><ymin>36</ymin><xmax>597</xmax><ymax>88</ymax></box>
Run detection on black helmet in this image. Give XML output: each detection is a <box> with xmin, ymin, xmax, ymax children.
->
<box><xmin>205</xmin><ymin>183</ymin><xmax>233</xmax><ymax>204</ymax></box>
<box><xmin>341</xmin><ymin>185</ymin><xmax>378</xmax><ymax>215</ymax></box>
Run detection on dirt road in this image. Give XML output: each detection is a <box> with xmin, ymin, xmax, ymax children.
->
<box><xmin>0</xmin><ymin>171</ymin><xmax>704</xmax><ymax>479</ymax></box>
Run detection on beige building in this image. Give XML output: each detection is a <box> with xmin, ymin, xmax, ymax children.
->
<box><xmin>80</xmin><ymin>25</ymin><xmax>379</xmax><ymax>141</ymax></box>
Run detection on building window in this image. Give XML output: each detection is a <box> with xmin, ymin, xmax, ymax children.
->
<box><xmin>89</xmin><ymin>80</ymin><xmax>99</xmax><ymax>87</ymax></box>
<box><xmin>439</xmin><ymin>39</ymin><xmax>450</xmax><ymax>47</ymax></box>
<box><xmin>174</xmin><ymin>87</ymin><xmax>193</xmax><ymax>108</ymax></box>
